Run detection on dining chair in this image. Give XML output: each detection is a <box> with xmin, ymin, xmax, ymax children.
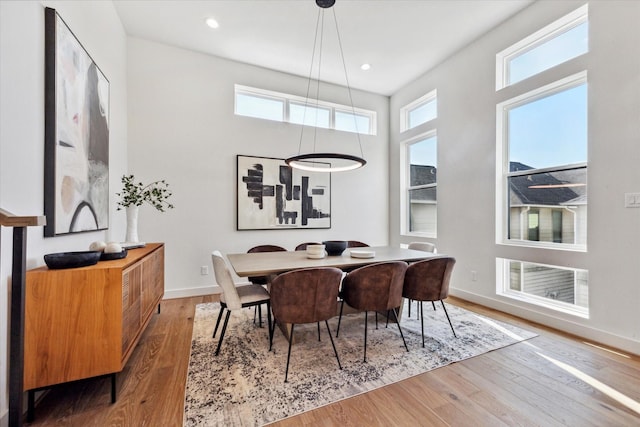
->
<box><xmin>402</xmin><ymin>256</ymin><xmax>457</xmax><ymax>347</ymax></box>
<box><xmin>247</xmin><ymin>244</ymin><xmax>286</xmax><ymax>326</ymax></box>
<box><xmin>407</xmin><ymin>241</ymin><xmax>438</xmax><ymax>317</ymax></box>
<box><xmin>269</xmin><ymin>267</ymin><xmax>344</xmax><ymax>382</ymax></box>
<box><xmin>347</xmin><ymin>240</ymin><xmax>369</xmax><ymax>248</ymax></box>
<box><xmin>336</xmin><ymin>261</ymin><xmax>409</xmax><ymax>362</ymax></box>
<box><xmin>211</xmin><ymin>251</ymin><xmax>272</xmax><ymax>356</ymax></box>
<box><xmin>294</xmin><ymin>242</ymin><xmax>321</xmax><ymax>251</ymax></box>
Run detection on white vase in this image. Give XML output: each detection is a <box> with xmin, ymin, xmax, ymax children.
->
<box><xmin>125</xmin><ymin>206</ymin><xmax>140</xmax><ymax>242</ymax></box>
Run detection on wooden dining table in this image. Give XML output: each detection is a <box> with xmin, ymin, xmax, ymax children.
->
<box><xmin>226</xmin><ymin>246</ymin><xmax>439</xmax><ymax>277</ymax></box>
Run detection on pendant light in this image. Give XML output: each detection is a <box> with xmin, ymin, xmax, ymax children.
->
<box><xmin>285</xmin><ymin>0</ymin><xmax>367</xmax><ymax>173</ymax></box>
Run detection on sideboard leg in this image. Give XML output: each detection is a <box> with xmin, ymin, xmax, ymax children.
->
<box><xmin>27</xmin><ymin>389</ymin><xmax>35</xmax><ymax>422</ymax></box>
<box><xmin>157</xmin><ymin>303</ymin><xmax>161</xmax><ymax>314</ymax></box>
<box><xmin>111</xmin><ymin>373</ymin><xmax>117</xmax><ymax>403</ymax></box>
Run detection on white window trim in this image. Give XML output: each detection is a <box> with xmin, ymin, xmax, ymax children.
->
<box><xmin>234</xmin><ymin>84</ymin><xmax>377</xmax><ymax>135</ymax></box>
<box><xmin>400</xmin><ymin>89</ymin><xmax>437</xmax><ymax>133</ymax></box>
<box><xmin>496</xmin><ymin>4</ymin><xmax>588</xmax><ymax>90</ymax></box>
<box><xmin>495</xmin><ymin>258</ymin><xmax>589</xmax><ymax>318</ymax></box>
<box><xmin>495</xmin><ymin>71</ymin><xmax>587</xmax><ymax>251</ymax></box>
<box><xmin>400</xmin><ymin>130</ymin><xmax>437</xmax><ymax>238</ymax></box>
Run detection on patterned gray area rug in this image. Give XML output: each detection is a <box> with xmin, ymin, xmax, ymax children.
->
<box><xmin>184</xmin><ymin>301</ymin><xmax>536</xmax><ymax>426</ymax></box>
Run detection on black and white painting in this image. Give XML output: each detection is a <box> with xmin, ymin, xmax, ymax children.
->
<box><xmin>44</xmin><ymin>7</ymin><xmax>110</xmax><ymax>236</ymax></box>
<box><xmin>237</xmin><ymin>155</ymin><xmax>331</xmax><ymax>230</ymax></box>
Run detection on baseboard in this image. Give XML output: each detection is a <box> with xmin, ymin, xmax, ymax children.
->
<box><xmin>164</xmin><ymin>286</ymin><xmax>220</xmax><ymax>299</ymax></box>
<box><xmin>451</xmin><ymin>287</ymin><xmax>640</xmax><ymax>356</ymax></box>
<box><xmin>0</xmin><ymin>408</ymin><xmax>7</xmax><ymax>427</ymax></box>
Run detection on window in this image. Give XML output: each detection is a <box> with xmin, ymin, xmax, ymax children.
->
<box><xmin>496</xmin><ymin>4</ymin><xmax>588</xmax><ymax>89</ymax></box>
<box><xmin>400</xmin><ymin>90</ymin><xmax>437</xmax><ymax>132</ymax></box>
<box><xmin>403</xmin><ymin>133</ymin><xmax>437</xmax><ymax>236</ymax></box>
<box><xmin>498</xmin><ymin>258</ymin><xmax>589</xmax><ymax>318</ymax></box>
<box><xmin>499</xmin><ymin>73</ymin><xmax>587</xmax><ymax>249</ymax></box>
<box><xmin>234</xmin><ymin>85</ymin><xmax>376</xmax><ymax>135</ymax></box>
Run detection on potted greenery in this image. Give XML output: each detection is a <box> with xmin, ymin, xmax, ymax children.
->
<box><xmin>116</xmin><ymin>174</ymin><xmax>174</xmax><ymax>242</ymax></box>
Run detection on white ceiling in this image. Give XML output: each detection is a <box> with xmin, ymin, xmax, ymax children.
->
<box><xmin>113</xmin><ymin>0</ymin><xmax>534</xmax><ymax>96</ymax></box>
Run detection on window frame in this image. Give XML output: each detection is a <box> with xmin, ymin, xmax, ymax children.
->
<box><xmin>400</xmin><ymin>89</ymin><xmax>437</xmax><ymax>133</ymax></box>
<box><xmin>234</xmin><ymin>84</ymin><xmax>377</xmax><ymax>135</ymax></box>
<box><xmin>400</xmin><ymin>130</ymin><xmax>438</xmax><ymax>238</ymax></box>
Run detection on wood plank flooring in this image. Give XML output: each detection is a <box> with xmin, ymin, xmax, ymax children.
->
<box><xmin>23</xmin><ymin>296</ymin><xmax>640</xmax><ymax>426</ymax></box>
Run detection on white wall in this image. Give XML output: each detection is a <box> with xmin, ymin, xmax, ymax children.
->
<box><xmin>390</xmin><ymin>0</ymin><xmax>640</xmax><ymax>354</ymax></box>
<box><xmin>126</xmin><ymin>38</ymin><xmax>390</xmax><ymax>299</ymax></box>
<box><xmin>0</xmin><ymin>0</ymin><xmax>128</xmax><ymax>422</ymax></box>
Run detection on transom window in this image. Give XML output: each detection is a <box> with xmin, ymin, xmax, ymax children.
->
<box><xmin>400</xmin><ymin>90</ymin><xmax>437</xmax><ymax>132</ymax></box>
<box><xmin>235</xmin><ymin>85</ymin><xmax>376</xmax><ymax>135</ymax></box>
<box><xmin>496</xmin><ymin>4</ymin><xmax>588</xmax><ymax>89</ymax></box>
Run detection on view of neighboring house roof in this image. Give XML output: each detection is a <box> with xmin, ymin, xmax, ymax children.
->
<box><xmin>509</xmin><ymin>162</ymin><xmax>587</xmax><ymax>207</ymax></box>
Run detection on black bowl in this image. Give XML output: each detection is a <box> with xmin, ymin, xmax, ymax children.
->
<box><xmin>100</xmin><ymin>249</ymin><xmax>128</xmax><ymax>261</ymax></box>
<box><xmin>44</xmin><ymin>251</ymin><xmax>102</xmax><ymax>269</ymax></box>
<box><xmin>322</xmin><ymin>240</ymin><xmax>348</xmax><ymax>256</ymax></box>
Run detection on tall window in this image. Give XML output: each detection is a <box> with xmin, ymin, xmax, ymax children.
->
<box><xmin>235</xmin><ymin>85</ymin><xmax>377</xmax><ymax>135</ymax></box>
<box><xmin>496</xmin><ymin>5</ymin><xmax>589</xmax><ymax>316</ymax></box>
<box><xmin>404</xmin><ymin>133</ymin><xmax>437</xmax><ymax>236</ymax></box>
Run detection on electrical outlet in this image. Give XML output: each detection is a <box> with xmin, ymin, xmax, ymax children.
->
<box><xmin>200</xmin><ymin>266</ymin><xmax>209</xmax><ymax>275</ymax></box>
<box><xmin>624</xmin><ymin>192</ymin><xmax>640</xmax><ymax>208</ymax></box>
<box><xmin>471</xmin><ymin>270</ymin><xmax>477</xmax><ymax>281</ymax></box>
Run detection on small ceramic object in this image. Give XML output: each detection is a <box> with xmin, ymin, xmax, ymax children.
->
<box><xmin>89</xmin><ymin>241</ymin><xmax>107</xmax><ymax>252</ymax></box>
<box><xmin>104</xmin><ymin>242</ymin><xmax>123</xmax><ymax>253</ymax></box>
<box><xmin>322</xmin><ymin>240</ymin><xmax>348</xmax><ymax>256</ymax></box>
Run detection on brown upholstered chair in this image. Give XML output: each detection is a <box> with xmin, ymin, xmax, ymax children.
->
<box><xmin>402</xmin><ymin>256</ymin><xmax>457</xmax><ymax>347</ymax></box>
<box><xmin>336</xmin><ymin>261</ymin><xmax>409</xmax><ymax>362</ymax></box>
<box><xmin>269</xmin><ymin>267</ymin><xmax>344</xmax><ymax>382</ymax></box>
<box><xmin>407</xmin><ymin>241</ymin><xmax>438</xmax><ymax>317</ymax></box>
<box><xmin>347</xmin><ymin>240</ymin><xmax>369</xmax><ymax>248</ymax></box>
<box><xmin>294</xmin><ymin>242</ymin><xmax>322</xmax><ymax>251</ymax></box>
<box><xmin>247</xmin><ymin>245</ymin><xmax>286</xmax><ymax>326</ymax></box>
<box><xmin>211</xmin><ymin>251</ymin><xmax>272</xmax><ymax>356</ymax></box>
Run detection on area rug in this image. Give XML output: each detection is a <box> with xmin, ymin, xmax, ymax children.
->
<box><xmin>184</xmin><ymin>301</ymin><xmax>536</xmax><ymax>426</ymax></box>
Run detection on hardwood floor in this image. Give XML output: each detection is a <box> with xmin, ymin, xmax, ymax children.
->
<box><xmin>23</xmin><ymin>296</ymin><xmax>640</xmax><ymax>426</ymax></box>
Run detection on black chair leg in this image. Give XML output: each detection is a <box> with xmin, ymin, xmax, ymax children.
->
<box><xmin>269</xmin><ymin>318</ymin><xmax>276</xmax><ymax>351</ymax></box>
<box><xmin>325</xmin><ymin>320</ymin><xmax>342</xmax><ymax>370</ymax></box>
<box><xmin>363</xmin><ymin>311</ymin><xmax>368</xmax><ymax>362</ymax></box>
<box><xmin>317</xmin><ymin>322</ymin><xmax>321</xmax><ymax>341</ymax></box>
<box><xmin>266</xmin><ymin>301</ymin><xmax>273</xmax><ymax>348</ymax></box>
<box><xmin>213</xmin><ymin>306</ymin><xmax>225</xmax><ymax>338</ymax></box>
<box><xmin>441</xmin><ymin>300</ymin><xmax>457</xmax><ymax>338</ymax></box>
<box><xmin>257</xmin><ymin>304</ymin><xmax>263</xmax><ymax>328</ymax></box>
<box><xmin>391</xmin><ymin>308</ymin><xmax>409</xmax><ymax>352</ymax></box>
<box><xmin>385</xmin><ymin>310</ymin><xmax>390</xmax><ymax>328</ymax></box>
<box><xmin>215</xmin><ymin>310</ymin><xmax>231</xmax><ymax>356</ymax></box>
<box><xmin>420</xmin><ymin>301</ymin><xmax>425</xmax><ymax>348</ymax></box>
<box><xmin>432</xmin><ymin>301</ymin><xmax>437</xmax><ymax>311</ymax></box>
<box><xmin>408</xmin><ymin>299</ymin><xmax>412</xmax><ymax>317</ymax></box>
<box><xmin>375</xmin><ymin>311</ymin><xmax>378</xmax><ymax>329</ymax></box>
<box><xmin>284</xmin><ymin>324</ymin><xmax>295</xmax><ymax>382</ymax></box>
<box><xmin>336</xmin><ymin>299</ymin><xmax>345</xmax><ymax>337</ymax></box>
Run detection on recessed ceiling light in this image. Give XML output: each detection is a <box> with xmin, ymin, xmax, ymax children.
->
<box><xmin>205</xmin><ymin>17</ymin><xmax>219</xmax><ymax>29</ymax></box>
<box><xmin>360</xmin><ymin>63</ymin><xmax>371</xmax><ymax>71</ymax></box>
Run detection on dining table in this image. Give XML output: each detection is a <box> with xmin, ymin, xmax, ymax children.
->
<box><xmin>226</xmin><ymin>246</ymin><xmax>442</xmax><ymax>341</ymax></box>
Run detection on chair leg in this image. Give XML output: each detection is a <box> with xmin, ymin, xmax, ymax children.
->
<box><xmin>258</xmin><ymin>304</ymin><xmax>263</xmax><ymax>328</ymax></box>
<box><xmin>363</xmin><ymin>311</ymin><xmax>368</xmax><ymax>363</ymax></box>
<box><xmin>391</xmin><ymin>308</ymin><xmax>409</xmax><ymax>352</ymax></box>
<box><xmin>213</xmin><ymin>306</ymin><xmax>225</xmax><ymax>338</ymax></box>
<box><xmin>432</xmin><ymin>301</ymin><xmax>437</xmax><ymax>311</ymax></box>
<box><xmin>253</xmin><ymin>306</ymin><xmax>257</xmax><ymax>324</ymax></box>
<box><xmin>215</xmin><ymin>310</ymin><xmax>232</xmax><ymax>356</ymax></box>
<box><xmin>375</xmin><ymin>311</ymin><xmax>378</xmax><ymax>329</ymax></box>
<box><xmin>336</xmin><ymin>299</ymin><xmax>345</xmax><ymax>337</ymax></box>
<box><xmin>317</xmin><ymin>322</ymin><xmax>321</xmax><ymax>341</ymax></box>
<box><xmin>266</xmin><ymin>301</ymin><xmax>273</xmax><ymax>349</ymax></box>
<box><xmin>269</xmin><ymin>318</ymin><xmax>276</xmax><ymax>351</ymax></box>
<box><xmin>385</xmin><ymin>310</ymin><xmax>390</xmax><ymax>328</ymax></box>
<box><xmin>408</xmin><ymin>299</ymin><xmax>412</xmax><ymax>317</ymax></box>
<box><xmin>325</xmin><ymin>320</ymin><xmax>342</xmax><ymax>370</ymax></box>
<box><xmin>420</xmin><ymin>302</ymin><xmax>425</xmax><ymax>348</ymax></box>
<box><xmin>441</xmin><ymin>300</ymin><xmax>457</xmax><ymax>338</ymax></box>
<box><xmin>284</xmin><ymin>324</ymin><xmax>295</xmax><ymax>382</ymax></box>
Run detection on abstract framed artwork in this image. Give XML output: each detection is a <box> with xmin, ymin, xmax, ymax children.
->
<box><xmin>237</xmin><ymin>155</ymin><xmax>331</xmax><ymax>230</ymax></box>
<box><xmin>44</xmin><ymin>7</ymin><xmax>110</xmax><ymax>237</ymax></box>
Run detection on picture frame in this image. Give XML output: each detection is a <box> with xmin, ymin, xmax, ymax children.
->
<box><xmin>44</xmin><ymin>7</ymin><xmax>110</xmax><ymax>237</ymax></box>
<box><xmin>237</xmin><ymin>155</ymin><xmax>331</xmax><ymax>230</ymax></box>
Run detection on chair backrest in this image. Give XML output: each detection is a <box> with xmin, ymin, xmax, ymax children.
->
<box><xmin>403</xmin><ymin>256</ymin><xmax>456</xmax><ymax>302</ymax></box>
<box><xmin>211</xmin><ymin>251</ymin><xmax>242</xmax><ymax>310</ymax></box>
<box><xmin>294</xmin><ymin>242</ymin><xmax>321</xmax><ymax>251</ymax></box>
<box><xmin>408</xmin><ymin>241</ymin><xmax>436</xmax><ymax>253</ymax></box>
<box><xmin>270</xmin><ymin>267</ymin><xmax>343</xmax><ymax>324</ymax></box>
<box><xmin>341</xmin><ymin>261</ymin><xmax>408</xmax><ymax>311</ymax></box>
<box><xmin>347</xmin><ymin>240</ymin><xmax>369</xmax><ymax>248</ymax></box>
<box><xmin>248</xmin><ymin>244</ymin><xmax>287</xmax><ymax>253</ymax></box>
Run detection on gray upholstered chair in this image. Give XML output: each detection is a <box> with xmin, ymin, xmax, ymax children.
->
<box><xmin>269</xmin><ymin>267</ymin><xmax>344</xmax><ymax>382</ymax></box>
<box><xmin>211</xmin><ymin>251</ymin><xmax>272</xmax><ymax>356</ymax></box>
<box><xmin>407</xmin><ymin>241</ymin><xmax>438</xmax><ymax>317</ymax></box>
<box><xmin>336</xmin><ymin>261</ymin><xmax>409</xmax><ymax>362</ymax></box>
<box><xmin>402</xmin><ymin>256</ymin><xmax>457</xmax><ymax>347</ymax></box>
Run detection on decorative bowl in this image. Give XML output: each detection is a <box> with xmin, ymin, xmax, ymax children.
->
<box><xmin>322</xmin><ymin>240</ymin><xmax>348</xmax><ymax>256</ymax></box>
<box><xmin>44</xmin><ymin>251</ymin><xmax>102</xmax><ymax>269</ymax></box>
<box><xmin>100</xmin><ymin>249</ymin><xmax>128</xmax><ymax>261</ymax></box>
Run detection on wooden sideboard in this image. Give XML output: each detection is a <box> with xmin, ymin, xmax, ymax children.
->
<box><xmin>24</xmin><ymin>243</ymin><xmax>164</xmax><ymax>393</ymax></box>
